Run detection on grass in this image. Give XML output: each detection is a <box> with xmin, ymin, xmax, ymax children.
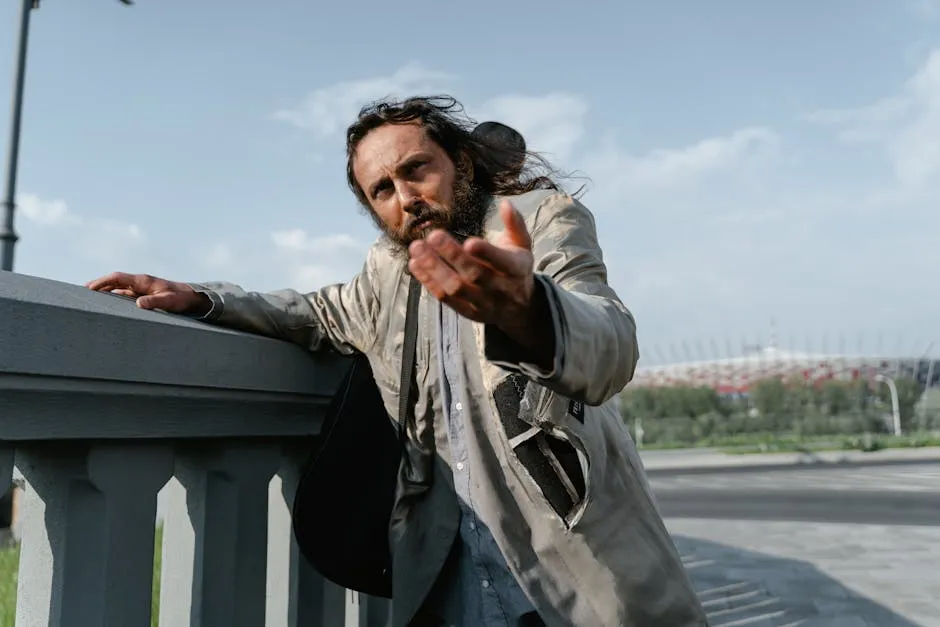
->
<box><xmin>152</xmin><ymin>524</ymin><xmax>163</xmax><ymax>626</ymax></box>
<box><xmin>0</xmin><ymin>524</ymin><xmax>164</xmax><ymax>626</ymax></box>
<box><xmin>0</xmin><ymin>540</ymin><xmax>19</xmax><ymax>625</ymax></box>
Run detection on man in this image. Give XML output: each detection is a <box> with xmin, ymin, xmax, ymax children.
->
<box><xmin>472</xmin><ymin>121</ymin><xmax>527</xmax><ymax>180</ymax></box>
<box><xmin>87</xmin><ymin>95</ymin><xmax>706</xmax><ymax>627</ymax></box>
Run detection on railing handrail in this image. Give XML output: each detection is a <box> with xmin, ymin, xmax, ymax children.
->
<box><xmin>0</xmin><ymin>271</ymin><xmax>350</xmax><ymax>440</ymax></box>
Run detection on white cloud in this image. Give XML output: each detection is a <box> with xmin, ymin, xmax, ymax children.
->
<box><xmin>475</xmin><ymin>92</ymin><xmax>588</xmax><ymax>162</ymax></box>
<box><xmin>201</xmin><ymin>242</ymin><xmax>235</xmax><ymax>270</ymax></box>
<box><xmin>272</xmin><ymin>65</ymin><xmax>588</xmax><ymax>165</ymax></box>
<box><xmin>256</xmin><ymin>59</ymin><xmax>936</xmax><ymax>354</ymax></box>
<box><xmin>572</xmin><ymin>54</ymin><xmax>940</xmax><ymax>349</ymax></box>
<box><xmin>18</xmin><ymin>193</ymin><xmax>80</xmax><ymax>227</ymax></box>
<box><xmin>272</xmin><ymin>62</ymin><xmax>456</xmax><ymax>137</ymax></box>
<box><xmin>270</xmin><ymin>229</ymin><xmax>360</xmax><ymax>254</ymax></box>
<box><xmin>191</xmin><ymin>228</ymin><xmax>371</xmax><ymax>293</ymax></box>
<box><xmin>580</xmin><ymin>125</ymin><xmax>778</xmax><ymax>214</ymax></box>
<box><xmin>74</xmin><ymin>218</ymin><xmax>147</xmax><ymax>266</ymax></box>
<box><xmin>15</xmin><ymin>192</ymin><xmax>152</xmax><ymax>279</ymax></box>
<box><xmin>802</xmin><ymin>96</ymin><xmax>911</xmax><ymax>143</ymax></box>
<box><xmin>807</xmin><ymin>49</ymin><xmax>940</xmax><ymax>188</ymax></box>
<box><xmin>600</xmin><ymin>127</ymin><xmax>775</xmax><ymax>189</ymax></box>
<box><xmin>907</xmin><ymin>0</ymin><xmax>940</xmax><ymax>20</ymax></box>
<box><xmin>268</xmin><ymin>228</ymin><xmax>368</xmax><ymax>288</ymax></box>
<box><xmin>291</xmin><ymin>263</ymin><xmax>348</xmax><ymax>289</ymax></box>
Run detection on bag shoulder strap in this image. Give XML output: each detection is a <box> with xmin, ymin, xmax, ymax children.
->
<box><xmin>398</xmin><ymin>275</ymin><xmax>421</xmax><ymax>439</ymax></box>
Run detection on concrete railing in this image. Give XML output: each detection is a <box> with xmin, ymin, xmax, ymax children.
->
<box><xmin>0</xmin><ymin>270</ymin><xmax>392</xmax><ymax>626</ymax></box>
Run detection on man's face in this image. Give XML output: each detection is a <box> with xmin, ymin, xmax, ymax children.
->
<box><xmin>352</xmin><ymin>122</ymin><xmax>488</xmax><ymax>251</ymax></box>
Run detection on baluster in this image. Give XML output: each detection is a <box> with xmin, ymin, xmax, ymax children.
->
<box><xmin>357</xmin><ymin>593</ymin><xmax>392</xmax><ymax>627</ymax></box>
<box><xmin>159</xmin><ymin>443</ymin><xmax>280</xmax><ymax>627</ymax></box>
<box><xmin>269</xmin><ymin>449</ymin><xmax>348</xmax><ymax>627</ymax></box>
<box><xmin>15</xmin><ymin>443</ymin><xmax>173</xmax><ymax>627</ymax></box>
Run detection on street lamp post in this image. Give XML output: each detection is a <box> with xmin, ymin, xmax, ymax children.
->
<box><xmin>920</xmin><ymin>341</ymin><xmax>935</xmax><ymax>396</ymax></box>
<box><xmin>874</xmin><ymin>373</ymin><xmax>902</xmax><ymax>436</ymax></box>
<box><xmin>0</xmin><ymin>0</ymin><xmax>35</xmax><ymax>272</ymax></box>
<box><xmin>1</xmin><ymin>0</ymin><xmax>133</xmax><ymax>273</ymax></box>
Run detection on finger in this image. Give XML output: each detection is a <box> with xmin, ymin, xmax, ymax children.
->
<box><xmin>111</xmin><ymin>288</ymin><xmax>137</xmax><ymax>298</ymax></box>
<box><xmin>85</xmin><ymin>271</ymin><xmax>134</xmax><ymax>291</ymax></box>
<box><xmin>410</xmin><ymin>257</ymin><xmax>484</xmax><ymax>319</ymax></box>
<box><xmin>86</xmin><ymin>272</ymin><xmax>156</xmax><ymax>294</ymax></box>
<box><xmin>425</xmin><ymin>229</ymin><xmax>492</xmax><ymax>284</ymax></box>
<box><xmin>408</xmin><ymin>248</ymin><xmax>486</xmax><ymax>303</ymax></box>
<box><xmin>409</xmin><ymin>255</ymin><xmax>446</xmax><ymax>300</ymax></box>
<box><xmin>409</xmin><ymin>241</ymin><xmax>464</xmax><ymax>297</ymax></box>
<box><xmin>136</xmin><ymin>291</ymin><xmax>189</xmax><ymax>312</ymax></box>
<box><xmin>499</xmin><ymin>200</ymin><xmax>531</xmax><ymax>250</ymax></box>
<box><xmin>463</xmin><ymin>238</ymin><xmax>529</xmax><ymax>277</ymax></box>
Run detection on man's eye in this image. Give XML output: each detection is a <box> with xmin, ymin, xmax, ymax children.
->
<box><xmin>405</xmin><ymin>161</ymin><xmax>427</xmax><ymax>176</ymax></box>
<box><xmin>373</xmin><ymin>183</ymin><xmax>392</xmax><ymax>199</ymax></box>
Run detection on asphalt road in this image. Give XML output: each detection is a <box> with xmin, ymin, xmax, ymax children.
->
<box><xmin>648</xmin><ymin>462</ymin><xmax>940</xmax><ymax>526</ymax></box>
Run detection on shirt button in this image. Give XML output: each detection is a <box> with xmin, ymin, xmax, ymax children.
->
<box><xmin>481</xmin><ymin>580</ymin><xmax>490</xmax><ymax>589</ymax></box>
<box><xmin>455</xmin><ymin>402</ymin><xmax>463</xmax><ymax>412</ymax></box>
<box><xmin>469</xmin><ymin>521</ymin><xmax>476</xmax><ymax>530</ymax></box>
<box><xmin>455</xmin><ymin>462</ymin><xmax>465</xmax><ymax>471</ymax></box>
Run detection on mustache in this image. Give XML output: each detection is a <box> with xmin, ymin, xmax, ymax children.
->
<box><xmin>407</xmin><ymin>203</ymin><xmax>446</xmax><ymax>223</ymax></box>
<box><xmin>405</xmin><ymin>203</ymin><xmax>474</xmax><ymax>240</ymax></box>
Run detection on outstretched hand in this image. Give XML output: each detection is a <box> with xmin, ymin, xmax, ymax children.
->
<box><xmin>408</xmin><ymin>199</ymin><xmax>534</xmax><ymax>325</ymax></box>
<box><xmin>409</xmin><ymin>199</ymin><xmax>554</xmax><ymax>366</ymax></box>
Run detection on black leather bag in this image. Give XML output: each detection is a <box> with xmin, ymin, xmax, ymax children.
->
<box><xmin>291</xmin><ymin>277</ymin><xmax>421</xmax><ymax>599</ymax></box>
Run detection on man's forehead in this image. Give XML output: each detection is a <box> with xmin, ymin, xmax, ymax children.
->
<box><xmin>354</xmin><ymin>124</ymin><xmax>437</xmax><ymax>176</ymax></box>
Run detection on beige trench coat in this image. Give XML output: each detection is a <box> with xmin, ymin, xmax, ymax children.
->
<box><xmin>193</xmin><ymin>189</ymin><xmax>707</xmax><ymax>626</ymax></box>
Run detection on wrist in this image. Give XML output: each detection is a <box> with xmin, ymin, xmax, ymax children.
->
<box><xmin>184</xmin><ymin>283</ymin><xmax>222</xmax><ymax>321</ymax></box>
<box><xmin>495</xmin><ymin>277</ymin><xmax>554</xmax><ymax>369</ymax></box>
<box><xmin>192</xmin><ymin>292</ymin><xmax>213</xmax><ymax>317</ymax></box>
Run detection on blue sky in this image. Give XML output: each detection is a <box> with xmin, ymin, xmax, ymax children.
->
<box><xmin>2</xmin><ymin>0</ymin><xmax>938</xmax><ymax>361</ymax></box>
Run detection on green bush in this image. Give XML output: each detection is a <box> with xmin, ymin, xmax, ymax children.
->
<box><xmin>622</xmin><ymin>376</ymin><xmax>932</xmax><ymax>449</ymax></box>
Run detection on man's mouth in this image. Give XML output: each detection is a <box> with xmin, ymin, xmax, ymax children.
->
<box><xmin>410</xmin><ymin>218</ymin><xmax>435</xmax><ymax>235</ymax></box>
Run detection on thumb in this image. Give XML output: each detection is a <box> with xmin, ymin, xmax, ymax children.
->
<box><xmin>137</xmin><ymin>291</ymin><xmax>188</xmax><ymax>312</ymax></box>
<box><xmin>499</xmin><ymin>200</ymin><xmax>531</xmax><ymax>250</ymax></box>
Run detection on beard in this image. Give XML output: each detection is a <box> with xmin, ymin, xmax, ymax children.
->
<box><xmin>371</xmin><ymin>177</ymin><xmax>492</xmax><ymax>258</ymax></box>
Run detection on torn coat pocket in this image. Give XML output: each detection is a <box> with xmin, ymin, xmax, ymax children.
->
<box><xmin>493</xmin><ymin>374</ymin><xmax>586</xmax><ymax>522</ymax></box>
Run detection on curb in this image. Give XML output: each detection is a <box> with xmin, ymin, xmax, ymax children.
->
<box><xmin>639</xmin><ymin>446</ymin><xmax>940</xmax><ymax>475</ymax></box>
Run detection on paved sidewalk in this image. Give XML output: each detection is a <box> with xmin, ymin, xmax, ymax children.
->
<box><xmin>668</xmin><ymin>518</ymin><xmax>940</xmax><ymax>626</ymax></box>
<box><xmin>641</xmin><ymin>446</ymin><xmax>940</xmax><ymax>473</ymax></box>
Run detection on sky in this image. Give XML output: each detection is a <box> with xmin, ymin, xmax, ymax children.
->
<box><xmin>1</xmin><ymin>0</ymin><xmax>938</xmax><ymax>364</ymax></box>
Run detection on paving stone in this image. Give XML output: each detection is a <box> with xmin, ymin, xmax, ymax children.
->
<box><xmin>668</xmin><ymin>518</ymin><xmax>940</xmax><ymax>626</ymax></box>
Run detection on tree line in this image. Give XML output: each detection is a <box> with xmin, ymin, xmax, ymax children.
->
<box><xmin>619</xmin><ymin>376</ymin><xmax>937</xmax><ymax>447</ymax></box>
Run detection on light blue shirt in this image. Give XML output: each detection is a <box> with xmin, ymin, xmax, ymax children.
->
<box><xmin>432</xmin><ymin>301</ymin><xmax>537</xmax><ymax>626</ymax></box>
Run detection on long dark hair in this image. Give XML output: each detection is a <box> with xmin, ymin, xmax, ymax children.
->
<box><xmin>345</xmin><ymin>95</ymin><xmax>564</xmax><ymax>208</ymax></box>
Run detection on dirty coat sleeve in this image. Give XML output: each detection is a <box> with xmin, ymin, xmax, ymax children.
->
<box><xmin>484</xmin><ymin>193</ymin><xmax>639</xmax><ymax>406</ymax></box>
<box><xmin>187</xmin><ymin>247</ymin><xmax>381</xmax><ymax>355</ymax></box>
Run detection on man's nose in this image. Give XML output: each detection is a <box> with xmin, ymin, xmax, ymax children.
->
<box><xmin>395</xmin><ymin>182</ymin><xmax>421</xmax><ymax>213</ymax></box>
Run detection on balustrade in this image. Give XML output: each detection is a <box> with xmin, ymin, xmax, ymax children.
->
<box><xmin>0</xmin><ymin>271</ymin><xmax>391</xmax><ymax>626</ymax></box>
